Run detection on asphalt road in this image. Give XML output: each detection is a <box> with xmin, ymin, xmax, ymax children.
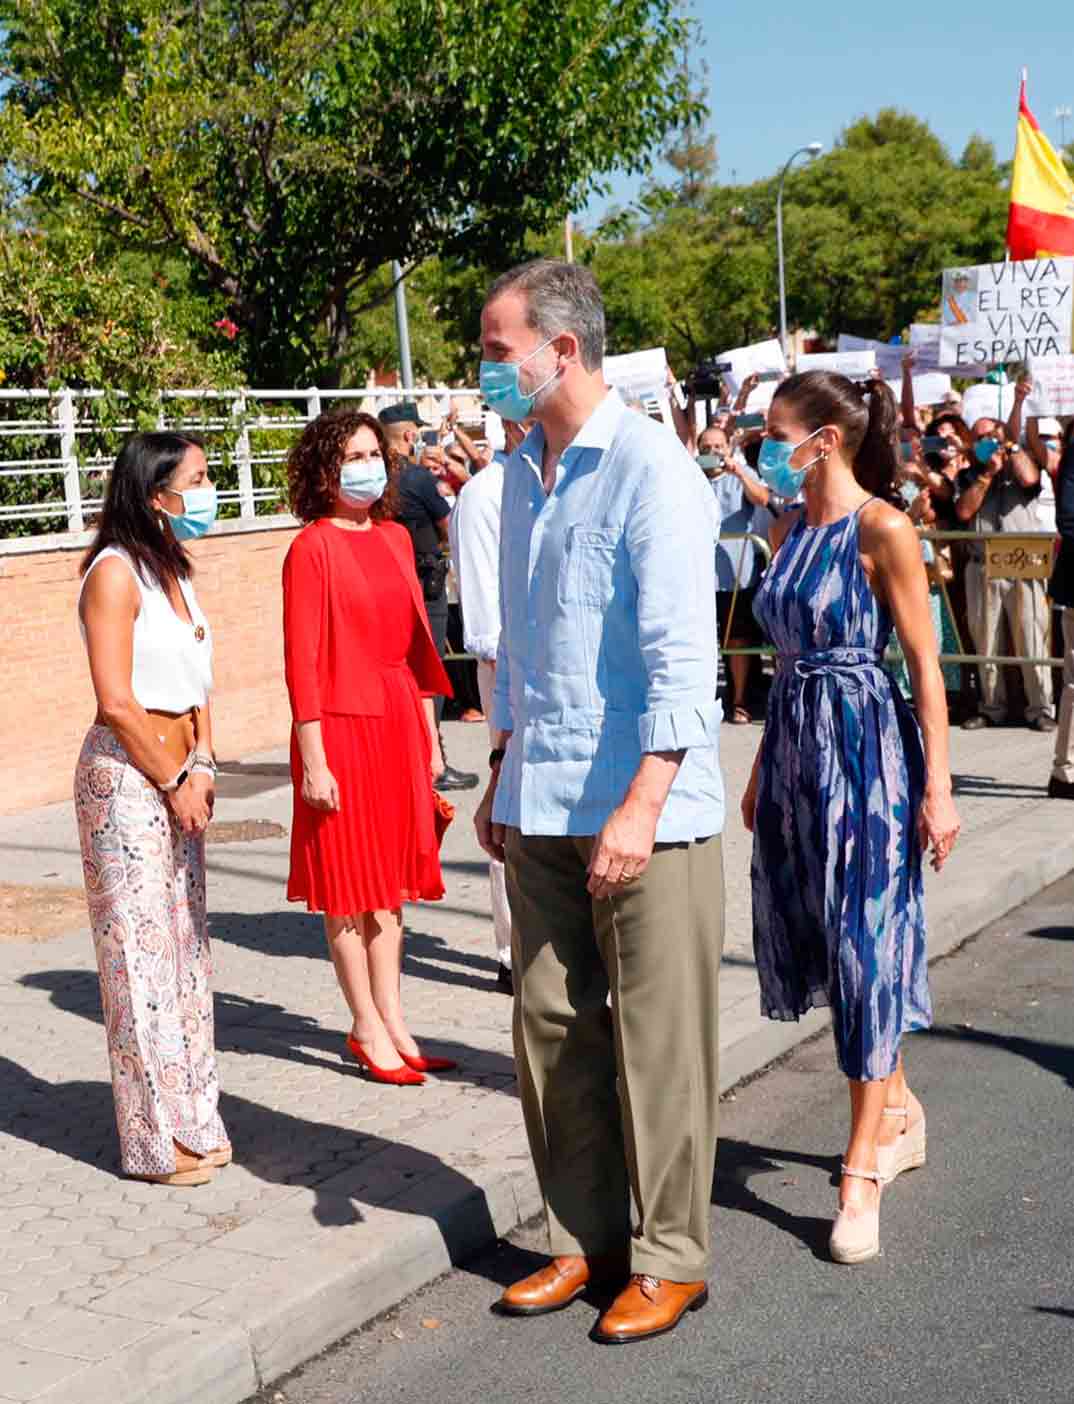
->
<box><xmin>250</xmin><ymin>875</ymin><xmax>1074</xmax><ymax>1404</ymax></box>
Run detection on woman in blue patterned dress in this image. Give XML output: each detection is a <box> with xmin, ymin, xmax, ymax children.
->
<box><xmin>743</xmin><ymin>372</ymin><xmax>961</xmax><ymax>1265</ymax></box>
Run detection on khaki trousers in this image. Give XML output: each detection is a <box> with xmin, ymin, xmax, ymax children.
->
<box><xmin>965</xmin><ymin>562</ymin><xmax>1054</xmax><ymax>723</ymax></box>
<box><xmin>504</xmin><ymin>829</ymin><xmax>723</xmax><ymax>1282</ymax></box>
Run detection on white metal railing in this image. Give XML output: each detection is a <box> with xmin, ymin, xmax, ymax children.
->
<box><xmin>0</xmin><ymin>385</ymin><xmax>486</xmax><ymax>537</ymax></box>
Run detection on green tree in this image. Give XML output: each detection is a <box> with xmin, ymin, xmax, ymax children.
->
<box><xmin>0</xmin><ymin>207</ymin><xmax>240</xmax><ymax>391</ymax></box>
<box><xmin>1</xmin><ymin>0</ymin><xmax>700</xmax><ymax>385</ymax></box>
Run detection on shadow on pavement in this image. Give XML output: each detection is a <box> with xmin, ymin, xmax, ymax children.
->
<box><xmin>925</xmin><ymin>1023</ymin><xmax>1074</xmax><ymax>1090</ymax></box>
<box><xmin>202</xmin><ymin>910</ymin><xmax>505</xmax><ymax>994</ymax></box>
<box><xmin>1025</xmin><ymin>924</ymin><xmax>1074</xmax><ymax>943</ymax></box>
<box><xmin>951</xmin><ymin>772</ymin><xmax>1049</xmax><ymax>799</ymax></box>
<box><xmin>19</xmin><ymin>969</ymin><xmax>518</xmax><ymax>1094</ymax></box>
<box><xmin>0</xmin><ymin>1054</ymin><xmax>507</xmax><ymax>1265</ymax></box>
<box><xmin>713</xmin><ymin>1138</ymin><xmax>836</xmax><ymax>1260</ymax></box>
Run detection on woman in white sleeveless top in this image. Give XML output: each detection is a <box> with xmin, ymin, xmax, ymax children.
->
<box><xmin>75</xmin><ymin>431</ymin><xmax>229</xmax><ymax>1186</ymax></box>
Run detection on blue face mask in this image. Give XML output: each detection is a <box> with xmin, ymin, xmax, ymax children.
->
<box><xmin>757</xmin><ymin>428</ymin><xmax>826</xmax><ymax>498</ymax></box>
<box><xmin>974</xmin><ymin>437</ymin><xmax>1000</xmax><ymax>465</ymax></box>
<box><xmin>339</xmin><ymin>457</ymin><xmax>387</xmax><ymax>507</ymax></box>
<box><xmin>479</xmin><ymin>336</ymin><xmax>560</xmax><ymax>423</ymax></box>
<box><xmin>162</xmin><ymin>484</ymin><xmax>217</xmax><ymax>541</ymax></box>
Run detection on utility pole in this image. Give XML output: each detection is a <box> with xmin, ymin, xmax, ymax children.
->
<box><xmin>391</xmin><ymin>260</ymin><xmax>414</xmax><ymax>390</ymax></box>
<box><xmin>564</xmin><ymin>214</ymin><xmax>574</xmax><ymax>263</ymax></box>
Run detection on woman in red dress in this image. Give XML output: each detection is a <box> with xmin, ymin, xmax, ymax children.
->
<box><xmin>283</xmin><ymin>410</ymin><xmax>455</xmax><ymax>1086</ymax></box>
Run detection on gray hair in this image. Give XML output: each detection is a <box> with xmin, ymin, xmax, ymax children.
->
<box><xmin>486</xmin><ymin>259</ymin><xmax>605</xmax><ymax>372</ymax></box>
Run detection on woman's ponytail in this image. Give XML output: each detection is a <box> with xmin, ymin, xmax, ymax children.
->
<box><xmin>853</xmin><ymin>379</ymin><xmax>900</xmax><ymax>505</ymax></box>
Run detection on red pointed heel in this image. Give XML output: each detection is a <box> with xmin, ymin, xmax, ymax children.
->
<box><xmin>399</xmin><ymin>1048</ymin><xmax>458</xmax><ymax>1074</ymax></box>
<box><xmin>345</xmin><ymin>1034</ymin><xmax>425</xmax><ymax>1085</ymax></box>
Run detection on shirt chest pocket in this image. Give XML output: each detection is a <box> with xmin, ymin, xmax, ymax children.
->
<box><xmin>558</xmin><ymin>526</ymin><xmax>621</xmax><ymax>610</ymax></box>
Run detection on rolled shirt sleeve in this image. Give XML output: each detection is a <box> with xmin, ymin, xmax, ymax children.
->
<box><xmin>626</xmin><ymin>459</ymin><xmax>721</xmax><ymax>754</ymax></box>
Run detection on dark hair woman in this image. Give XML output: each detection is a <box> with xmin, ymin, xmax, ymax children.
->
<box><xmin>283</xmin><ymin>410</ymin><xmax>455</xmax><ymax>1086</ymax></box>
<box><xmin>742</xmin><ymin>372</ymin><xmax>961</xmax><ymax>1264</ymax></box>
<box><xmin>75</xmin><ymin>432</ymin><xmax>228</xmax><ymax>1186</ymax></box>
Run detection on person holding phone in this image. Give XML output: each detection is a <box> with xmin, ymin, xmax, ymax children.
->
<box><xmin>75</xmin><ymin>432</ymin><xmax>228</xmax><ymax>1186</ymax></box>
<box><xmin>698</xmin><ymin>423</ymin><xmax>771</xmax><ymax>724</ymax></box>
<box><xmin>955</xmin><ymin>415</ymin><xmax>1055</xmax><ymax>732</ymax></box>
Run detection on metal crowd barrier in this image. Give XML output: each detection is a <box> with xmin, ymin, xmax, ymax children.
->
<box><xmin>718</xmin><ymin>528</ymin><xmax>1065</xmax><ymax>670</ymax></box>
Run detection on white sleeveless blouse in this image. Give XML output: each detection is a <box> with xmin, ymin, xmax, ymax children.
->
<box><xmin>79</xmin><ymin>547</ymin><xmax>214</xmax><ymax>711</ymax></box>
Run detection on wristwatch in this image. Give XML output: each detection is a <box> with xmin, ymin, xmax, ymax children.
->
<box><xmin>160</xmin><ymin>766</ymin><xmax>189</xmax><ymax>793</ymax></box>
<box><xmin>489</xmin><ymin>747</ymin><xmax>507</xmax><ymax>769</ymax></box>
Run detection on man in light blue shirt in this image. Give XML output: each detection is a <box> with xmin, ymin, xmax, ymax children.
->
<box><xmin>474</xmin><ymin>259</ymin><xmax>725</xmax><ymax>1346</ymax></box>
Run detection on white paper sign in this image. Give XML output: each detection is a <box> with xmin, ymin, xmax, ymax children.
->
<box><xmin>718</xmin><ymin>339</ymin><xmax>787</xmax><ymax>406</ymax></box>
<box><xmin>909</xmin><ymin>322</ymin><xmax>989</xmax><ymax>380</ymax></box>
<box><xmin>797</xmin><ymin>350</ymin><xmax>877</xmax><ymax>379</ymax></box>
<box><xmin>881</xmin><ymin>373</ymin><xmax>953</xmax><ymax>408</ymax></box>
<box><xmin>603</xmin><ymin>347</ymin><xmax>668</xmax><ymax>403</ymax></box>
<box><xmin>960</xmin><ymin>380</ymin><xmax>1017</xmax><ymax>426</ymax></box>
<box><xmin>939</xmin><ymin>258</ymin><xmax>1074</xmax><ymax>370</ymax></box>
<box><xmin>1025</xmin><ymin>355</ymin><xmax>1074</xmax><ymax>416</ymax></box>
<box><xmin>837</xmin><ymin>334</ymin><xmax>906</xmax><ymax>379</ymax></box>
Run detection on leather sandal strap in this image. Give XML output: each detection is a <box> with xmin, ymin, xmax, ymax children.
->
<box><xmin>841</xmin><ymin>1162</ymin><xmax>883</xmax><ymax>1182</ymax></box>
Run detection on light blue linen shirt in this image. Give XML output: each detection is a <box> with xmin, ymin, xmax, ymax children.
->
<box><xmin>491</xmin><ymin>391</ymin><xmax>725</xmax><ymax>842</ymax></box>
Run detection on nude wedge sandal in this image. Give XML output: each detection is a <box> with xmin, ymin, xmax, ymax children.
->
<box><xmin>129</xmin><ymin>1148</ymin><xmax>214</xmax><ymax>1187</ymax></box>
<box><xmin>829</xmin><ymin>1164</ymin><xmax>883</xmax><ymax>1264</ymax></box>
<box><xmin>876</xmin><ymin>1100</ymin><xmax>926</xmax><ymax>1184</ymax></box>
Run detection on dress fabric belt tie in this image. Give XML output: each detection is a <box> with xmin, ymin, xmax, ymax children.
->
<box><xmin>780</xmin><ymin>647</ymin><xmax>888</xmax><ymax>744</ymax></box>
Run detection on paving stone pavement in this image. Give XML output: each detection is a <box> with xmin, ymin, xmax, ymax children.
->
<box><xmin>0</xmin><ymin>717</ymin><xmax>1069</xmax><ymax>1403</ymax></box>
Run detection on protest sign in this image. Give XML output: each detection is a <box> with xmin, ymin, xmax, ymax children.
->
<box><xmin>719</xmin><ymin>338</ymin><xmax>787</xmax><ymax>411</ymax></box>
<box><xmin>960</xmin><ymin>380</ymin><xmax>1017</xmax><ymax>426</ymax></box>
<box><xmin>939</xmin><ymin>258</ymin><xmax>1074</xmax><ymax>370</ymax></box>
<box><xmin>909</xmin><ymin>322</ymin><xmax>988</xmax><ymax>380</ymax></box>
<box><xmin>837</xmin><ymin>334</ymin><xmax>905</xmax><ymax>379</ymax></box>
<box><xmin>881</xmin><ymin>373</ymin><xmax>953</xmax><ymax>408</ymax></box>
<box><xmin>1025</xmin><ymin>355</ymin><xmax>1074</xmax><ymax>417</ymax></box>
<box><xmin>797</xmin><ymin>349</ymin><xmax>877</xmax><ymax>379</ymax></box>
<box><xmin>604</xmin><ymin>347</ymin><xmax>668</xmax><ymax>403</ymax></box>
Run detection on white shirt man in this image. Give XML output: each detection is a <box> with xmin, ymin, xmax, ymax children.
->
<box><xmin>449</xmin><ymin>453</ymin><xmax>513</xmax><ymax>988</ymax></box>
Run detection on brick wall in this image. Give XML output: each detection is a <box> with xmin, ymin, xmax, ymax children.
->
<box><xmin>0</xmin><ymin>523</ymin><xmax>300</xmax><ymax>813</ymax></box>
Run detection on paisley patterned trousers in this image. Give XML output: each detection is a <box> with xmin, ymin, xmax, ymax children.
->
<box><xmin>74</xmin><ymin>726</ymin><xmax>227</xmax><ymax>1175</ymax></box>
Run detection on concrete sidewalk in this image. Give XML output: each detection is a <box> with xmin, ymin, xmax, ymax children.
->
<box><xmin>0</xmin><ymin>720</ymin><xmax>1070</xmax><ymax>1404</ymax></box>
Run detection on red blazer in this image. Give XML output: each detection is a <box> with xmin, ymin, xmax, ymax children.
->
<box><xmin>283</xmin><ymin>518</ymin><xmax>452</xmax><ymax>723</ymax></box>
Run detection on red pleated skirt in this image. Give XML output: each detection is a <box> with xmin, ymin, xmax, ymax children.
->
<box><xmin>287</xmin><ymin>667</ymin><xmax>444</xmax><ymax>916</ymax></box>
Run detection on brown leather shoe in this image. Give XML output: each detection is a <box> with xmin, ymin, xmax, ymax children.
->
<box><xmin>593</xmin><ymin>1274</ymin><xmax>708</xmax><ymax>1344</ymax></box>
<box><xmin>495</xmin><ymin>1254</ymin><xmax>624</xmax><ymax>1317</ymax></box>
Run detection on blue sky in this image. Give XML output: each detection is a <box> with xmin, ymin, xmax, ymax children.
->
<box><xmin>584</xmin><ymin>0</ymin><xmax>1074</xmax><ymax>221</ymax></box>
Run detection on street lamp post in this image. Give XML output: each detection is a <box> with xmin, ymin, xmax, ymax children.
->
<box><xmin>1057</xmin><ymin>105</ymin><xmax>1072</xmax><ymax>152</ymax></box>
<box><xmin>391</xmin><ymin>259</ymin><xmax>415</xmax><ymax>391</ymax></box>
<box><xmin>776</xmin><ymin>142</ymin><xmax>823</xmax><ymax>363</ymax></box>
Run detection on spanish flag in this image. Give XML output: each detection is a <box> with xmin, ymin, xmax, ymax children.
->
<box><xmin>1007</xmin><ymin>75</ymin><xmax>1074</xmax><ymax>260</ymax></box>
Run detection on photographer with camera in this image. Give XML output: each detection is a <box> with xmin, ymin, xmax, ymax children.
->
<box><xmin>955</xmin><ymin>410</ymin><xmax>1055</xmax><ymax>732</ymax></box>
